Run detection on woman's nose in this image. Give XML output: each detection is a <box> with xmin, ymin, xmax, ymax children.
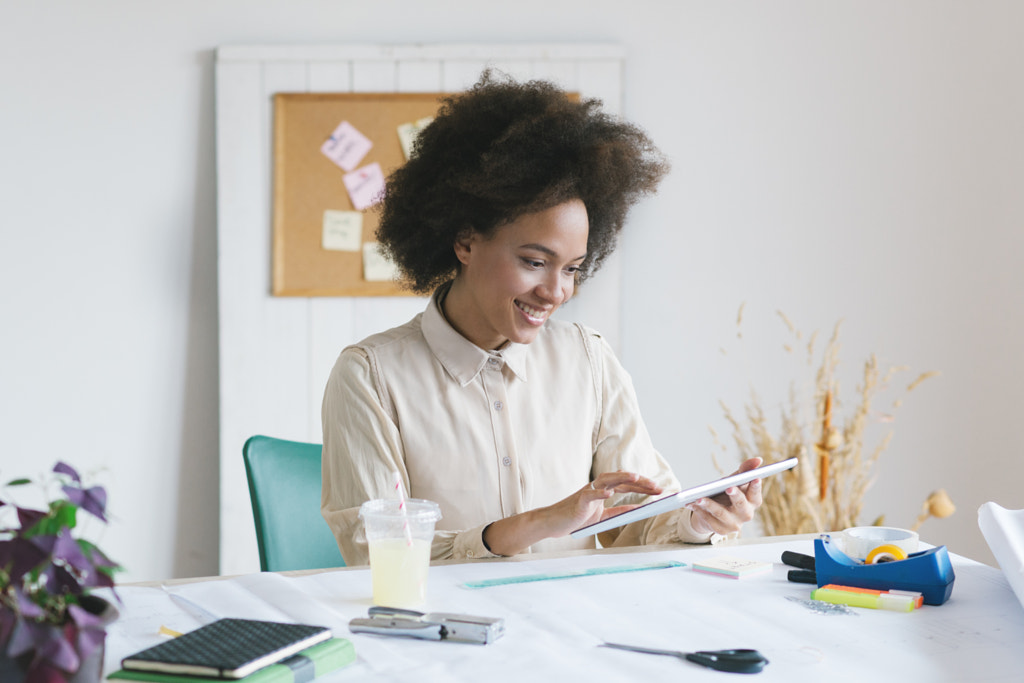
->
<box><xmin>536</xmin><ymin>271</ymin><xmax>573</xmax><ymax>304</ymax></box>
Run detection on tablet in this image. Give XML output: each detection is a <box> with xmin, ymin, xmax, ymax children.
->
<box><xmin>569</xmin><ymin>457</ymin><xmax>799</xmax><ymax>538</ymax></box>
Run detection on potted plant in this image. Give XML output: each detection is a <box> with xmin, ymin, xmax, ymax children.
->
<box><xmin>0</xmin><ymin>462</ymin><xmax>121</xmax><ymax>683</ymax></box>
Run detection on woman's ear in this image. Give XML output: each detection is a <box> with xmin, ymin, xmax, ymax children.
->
<box><xmin>453</xmin><ymin>229</ymin><xmax>475</xmax><ymax>265</ymax></box>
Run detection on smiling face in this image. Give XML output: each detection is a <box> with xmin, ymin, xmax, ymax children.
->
<box><xmin>443</xmin><ymin>199</ymin><xmax>589</xmax><ymax>350</ymax></box>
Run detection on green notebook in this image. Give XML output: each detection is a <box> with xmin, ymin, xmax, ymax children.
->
<box><xmin>107</xmin><ymin>638</ymin><xmax>356</xmax><ymax>683</ymax></box>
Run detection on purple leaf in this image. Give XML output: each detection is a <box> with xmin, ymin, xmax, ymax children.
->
<box><xmin>40</xmin><ymin>562</ymin><xmax>82</xmax><ymax>596</ymax></box>
<box><xmin>0</xmin><ymin>537</ymin><xmax>48</xmax><ymax>578</ymax></box>
<box><xmin>67</xmin><ymin>604</ymin><xmax>107</xmax><ymax>662</ymax></box>
<box><xmin>0</xmin><ymin>609</ymin><xmax>15</xmax><ymax>646</ymax></box>
<box><xmin>6</xmin><ymin>620</ymin><xmax>50</xmax><ymax>658</ymax></box>
<box><xmin>25</xmin><ymin>662</ymin><xmax>70</xmax><ymax>683</ymax></box>
<box><xmin>16</xmin><ymin>507</ymin><xmax>47</xmax><ymax>532</ymax></box>
<box><xmin>61</xmin><ymin>485</ymin><xmax>107</xmax><ymax>522</ymax></box>
<box><xmin>13</xmin><ymin>587</ymin><xmax>45</xmax><ymax>619</ymax></box>
<box><xmin>52</xmin><ymin>462</ymin><xmax>81</xmax><ymax>484</ymax></box>
<box><xmin>79</xmin><ymin>540</ymin><xmax>119</xmax><ymax>570</ymax></box>
<box><xmin>35</xmin><ymin>626</ymin><xmax>80</xmax><ymax>674</ymax></box>
<box><xmin>66</xmin><ymin>604</ymin><xmax>103</xmax><ymax>631</ymax></box>
<box><xmin>52</xmin><ymin>530</ymin><xmax>89</xmax><ymax>573</ymax></box>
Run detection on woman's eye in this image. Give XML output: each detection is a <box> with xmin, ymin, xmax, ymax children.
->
<box><xmin>522</xmin><ymin>258</ymin><xmax>544</xmax><ymax>268</ymax></box>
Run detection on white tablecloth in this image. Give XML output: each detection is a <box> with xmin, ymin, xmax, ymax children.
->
<box><xmin>102</xmin><ymin>538</ymin><xmax>1024</xmax><ymax>682</ymax></box>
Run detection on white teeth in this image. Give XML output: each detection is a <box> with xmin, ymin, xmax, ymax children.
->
<box><xmin>517</xmin><ymin>301</ymin><xmax>547</xmax><ymax>321</ymax></box>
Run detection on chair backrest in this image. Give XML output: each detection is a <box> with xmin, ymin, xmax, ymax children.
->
<box><xmin>242</xmin><ymin>435</ymin><xmax>345</xmax><ymax>572</ymax></box>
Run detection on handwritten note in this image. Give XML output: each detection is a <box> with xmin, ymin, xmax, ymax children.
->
<box><xmin>362</xmin><ymin>242</ymin><xmax>400</xmax><ymax>282</ymax></box>
<box><xmin>321</xmin><ymin>121</ymin><xmax>373</xmax><ymax>172</ymax></box>
<box><xmin>343</xmin><ymin>162</ymin><xmax>386</xmax><ymax>211</ymax></box>
<box><xmin>397</xmin><ymin>117</ymin><xmax>433</xmax><ymax>160</ymax></box>
<box><xmin>322</xmin><ymin>210</ymin><xmax>363</xmax><ymax>252</ymax></box>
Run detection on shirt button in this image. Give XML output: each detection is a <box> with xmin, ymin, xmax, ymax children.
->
<box><xmin>493</xmin><ymin>400</ymin><xmax>503</xmax><ymax>411</ymax></box>
<box><xmin>502</xmin><ymin>456</ymin><xmax>512</xmax><ymax>466</ymax></box>
<box><xmin>467</xmin><ymin>550</ymin><xmax>475</xmax><ymax>558</ymax></box>
<box><xmin>487</xmin><ymin>357</ymin><xmax>500</xmax><ymax>367</ymax></box>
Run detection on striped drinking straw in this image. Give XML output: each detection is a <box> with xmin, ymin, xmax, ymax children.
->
<box><xmin>392</xmin><ymin>470</ymin><xmax>414</xmax><ymax>546</ymax></box>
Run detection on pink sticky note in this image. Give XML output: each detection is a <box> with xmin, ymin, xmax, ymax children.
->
<box><xmin>321</xmin><ymin>121</ymin><xmax>373</xmax><ymax>172</ymax></box>
<box><xmin>343</xmin><ymin>162</ymin><xmax>386</xmax><ymax>211</ymax></box>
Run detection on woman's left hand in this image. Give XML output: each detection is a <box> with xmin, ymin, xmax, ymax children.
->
<box><xmin>686</xmin><ymin>457</ymin><xmax>764</xmax><ymax>537</ymax></box>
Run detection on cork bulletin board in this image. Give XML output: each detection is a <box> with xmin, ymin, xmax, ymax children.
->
<box><xmin>271</xmin><ymin>92</ymin><xmax>446</xmax><ymax>296</ymax></box>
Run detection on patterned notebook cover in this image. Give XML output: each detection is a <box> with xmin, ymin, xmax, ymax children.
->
<box><xmin>121</xmin><ymin>618</ymin><xmax>332</xmax><ymax>679</ymax></box>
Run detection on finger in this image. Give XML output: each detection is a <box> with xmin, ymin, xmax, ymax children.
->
<box><xmin>592</xmin><ymin>471</ymin><xmax>638</xmax><ymax>489</ymax></box>
<box><xmin>580</xmin><ymin>484</ymin><xmax>614</xmax><ymax>501</ymax></box>
<box><xmin>599</xmin><ymin>504</ymin><xmax>642</xmax><ymax>521</ymax></box>
<box><xmin>743</xmin><ymin>478</ymin><xmax>763</xmax><ymax>507</ymax></box>
<box><xmin>731</xmin><ymin>457</ymin><xmax>763</xmax><ymax>475</ymax></box>
<box><xmin>688</xmin><ymin>501</ymin><xmax>736</xmax><ymax>536</ymax></box>
<box><xmin>592</xmin><ymin>471</ymin><xmax>662</xmax><ymax>495</ymax></box>
<box><xmin>698</xmin><ymin>487</ymin><xmax>755</xmax><ymax>526</ymax></box>
<box><xmin>724</xmin><ymin>486</ymin><xmax>754</xmax><ymax>519</ymax></box>
<box><xmin>613</xmin><ymin>481</ymin><xmax>663</xmax><ymax>495</ymax></box>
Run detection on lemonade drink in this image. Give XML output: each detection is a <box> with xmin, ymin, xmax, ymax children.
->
<box><xmin>359</xmin><ymin>497</ymin><xmax>441</xmax><ymax>609</ymax></box>
<box><xmin>368</xmin><ymin>537</ymin><xmax>432</xmax><ymax>607</ymax></box>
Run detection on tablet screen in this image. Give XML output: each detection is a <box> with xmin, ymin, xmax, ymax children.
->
<box><xmin>569</xmin><ymin>457</ymin><xmax>798</xmax><ymax>538</ymax></box>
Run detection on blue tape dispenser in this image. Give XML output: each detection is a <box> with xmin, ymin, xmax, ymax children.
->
<box><xmin>813</xmin><ymin>535</ymin><xmax>955</xmax><ymax>606</ymax></box>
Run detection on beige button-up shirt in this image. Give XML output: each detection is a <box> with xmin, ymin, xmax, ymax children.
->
<box><xmin>321</xmin><ymin>286</ymin><xmax>715</xmax><ymax>566</ymax></box>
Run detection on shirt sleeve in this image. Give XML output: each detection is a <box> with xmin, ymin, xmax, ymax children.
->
<box><xmin>321</xmin><ymin>347</ymin><xmax>500</xmax><ymax>565</ymax></box>
<box><xmin>583</xmin><ymin>329</ymin><xmax>723</xmax><ymax>548</ymax></box>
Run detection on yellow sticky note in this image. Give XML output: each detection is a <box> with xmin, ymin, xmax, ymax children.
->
<box><xmin>322</xmin><ymin>210</ymin><xmax>363</xmax><ymax>251</ymax></box>
<box><xmin>362</xmin><ymin>242</ymin><xmax>400</xmax><ymax>282</ymax></box>
<box><xmin>397</xmin><ymin>117</ymin><xmax>433</xmax><ymax>160</ymax></box>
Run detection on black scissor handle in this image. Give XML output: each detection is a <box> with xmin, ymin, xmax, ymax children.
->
<box><xmin>686</xmin><ymin>649</ymin><xmax>769</xmax><ymax>674</ymax></box>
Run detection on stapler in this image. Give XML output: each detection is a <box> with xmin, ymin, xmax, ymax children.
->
<box><xmin>349</xmin><ymin>606</ymin><xmax>505</xmax><ymax>644</ymax></box>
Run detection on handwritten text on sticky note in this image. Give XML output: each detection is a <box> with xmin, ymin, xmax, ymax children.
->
<box><xmin>322</xmin><ymin>210</ymin><xmax>363</xmax><ymax>251</ymax></box>
<box><xmin>343</xmin><ymin>162</ymin><xmax>386</xmax><ymax>211</ymax></box>
<box><xmin>363</xmin><ymin>242</ymin><xmax>400</xmax><ymax>282</ymax></box>
<box><xmin>321</xmin><ymin>121</ymin><xmax>373</xmax><ymax>172</ymax></box>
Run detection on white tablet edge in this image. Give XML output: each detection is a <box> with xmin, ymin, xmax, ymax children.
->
<box><xmin>569</xmin><ymin>457</ymin><xmax>799</xmax><ymax>539</ymax></box>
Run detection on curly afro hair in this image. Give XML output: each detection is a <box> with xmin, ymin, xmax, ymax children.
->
<box><xmin>376</xmin><ymin>70</ymin><xmax>670</xmax><ymax>294</ymax></box>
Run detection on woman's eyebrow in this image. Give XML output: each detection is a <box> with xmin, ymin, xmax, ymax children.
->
<box><xmin>520</xmin><ymin>243</ymin><xmax>588</xmax><ymax>261</ymax></box>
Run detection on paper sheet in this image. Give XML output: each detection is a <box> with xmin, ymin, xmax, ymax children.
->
<box><xmin>396</xmin><ymin>117</ymin><xmax>433</xmax><ymax>160</ymax></box>
<box><xmin>343</xmin><ymin>163</ymin><xmax>385</xmax><ymax>211</ymax></box>
<box><xmin>322</xmin><ymin>210</ymin><xmax>363</xmax><ymax>251</ymax></box>
<box><xmin>979</xmin><ymin>502</ymin><xmax>1024</xmax><ymax>612</ymax></box>
<box><xmin>362</xmin><ymin>242</ymin><xmax>399</xmax><ymax>282</ymax></box>
<box><xmin>321</xmin><ymin>121</ymin><xmax>373</xmax><ymax>172</ymax></box>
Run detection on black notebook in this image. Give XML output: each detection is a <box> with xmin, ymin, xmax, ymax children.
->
<box><xmin>121</xmin><ymin>618</ymin><xmax>332</xmax><ymax>679</ymax></box>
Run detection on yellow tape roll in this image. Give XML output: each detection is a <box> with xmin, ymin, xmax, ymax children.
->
<box><xmin>866</xmin><ymin>543</ymin><xmax>909</xmax><ymax>564</ymax></box>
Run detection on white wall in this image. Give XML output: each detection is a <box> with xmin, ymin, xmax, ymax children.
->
<box><xmin>1</xmin><ymin>1</ymin><xmax>1020</xmax><ymax>581</ymax></box>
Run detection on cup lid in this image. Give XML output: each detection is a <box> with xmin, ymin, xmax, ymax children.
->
<box><xmin>358</xmin><ymin>497</ymin><xmax>442</xmax><ymax>521</ymax></box>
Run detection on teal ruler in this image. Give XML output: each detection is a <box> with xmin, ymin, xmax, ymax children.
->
<box><xmin>461</xmin><ymin>560</ymin><xmax>686</xmax><ymax>589</ymax></box>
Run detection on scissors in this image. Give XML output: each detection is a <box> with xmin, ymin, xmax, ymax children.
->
<box><xmin>601</xmin><ymin>642</ymin><xmax>769</xmax><ymax>674</ymax></box>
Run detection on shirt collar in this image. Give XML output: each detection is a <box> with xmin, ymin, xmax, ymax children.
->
<box><xmin>422</xmin><ymin>282</ymin><xmax>528</xmax><ymax>386</ymax></box>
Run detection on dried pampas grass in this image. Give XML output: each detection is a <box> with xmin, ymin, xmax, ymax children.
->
<box><xmin>712</xmin><ymin>307</ymin><xmax>940</xmax><ymax>536</ymax></box>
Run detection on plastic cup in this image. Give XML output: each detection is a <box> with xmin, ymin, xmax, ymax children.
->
<box><xmin>359</xmin><ymin>498</ymin><xmax>441</xmax><ymax>608</ymax></box>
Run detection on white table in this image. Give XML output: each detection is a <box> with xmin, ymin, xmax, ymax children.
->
<box><xmin>101</xmin><ymin>537</ymin><xmax>1024</xmax><ymax>682</ymax></box>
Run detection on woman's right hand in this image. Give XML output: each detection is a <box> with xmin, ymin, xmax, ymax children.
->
<box><xmin>482</xmin><ymin>471</ymin><xmax>662</xmax><ymax>556</ymax></box>
<box><xmin>538</xmin><ymin>471</ymin><xmax>664</xmax><ymax>537</ymax></box>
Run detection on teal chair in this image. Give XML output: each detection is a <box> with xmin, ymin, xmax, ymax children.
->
<box><xmin>242</xmin><ymin>435</ymin><xmax>345</xmax><ymax>572</ymax></box>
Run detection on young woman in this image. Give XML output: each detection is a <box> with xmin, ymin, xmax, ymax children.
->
<box><xmin>321</xmin><ymin>72</ymin><xmax>761</xmax><ymax>565</ymax></box>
